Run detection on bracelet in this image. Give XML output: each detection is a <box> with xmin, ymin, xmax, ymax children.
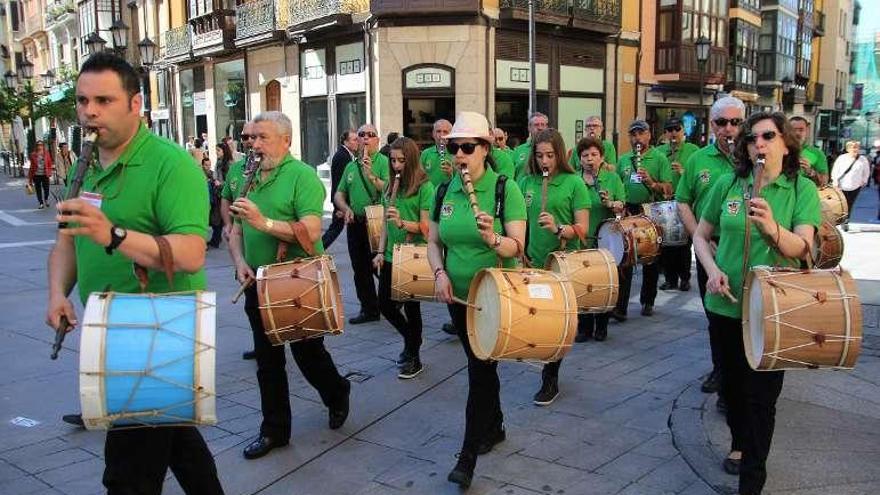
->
<box><xmin>493</xmin><ymin>232</ymin><xmax>502</xmax><ymax>248</ymax></box>
<box><xmin>556</xmin><ymin>224</ymin><xmax>567</xmax><ymax>239</ymax></box>
<box><xmin>434</xmin><ymin>267</ymin><xmax>446</xmax><ymax>278</ymax></box>
<box><xmin>774</xmin><ymin>222</ymin><xmax>782</xmax><ymax>247</ymax></box>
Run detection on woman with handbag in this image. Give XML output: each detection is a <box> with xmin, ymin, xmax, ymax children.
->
<box><xmin>831</xmin><ymin>140</ymin><xmax>871</xmax><ymax>228</ymax></box>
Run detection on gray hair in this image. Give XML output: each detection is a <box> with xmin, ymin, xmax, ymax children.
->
<box><xmin>709</xmin><ymin>96</ymin><xmax>746</xmax><ymax>121</ymax></box>
<box><xmin>585</xmin><ymin>116</ymin><xmax>603</xmax><ymax>125</ymax></box>
<box><xmin>253</xmin><ymin>111</ymin><xmax>292</xmax><ymax>137</ymax></box>
<box><xmin>529</xmin><ymin>112</ymin><xmax>549</xmax><ymax>125</ymax></box>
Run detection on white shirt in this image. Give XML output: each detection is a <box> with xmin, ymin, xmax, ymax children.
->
<box><xmin>831</xmin><ymin>154</ymin><xmax>871</xmax><ymax>192</ymax></box>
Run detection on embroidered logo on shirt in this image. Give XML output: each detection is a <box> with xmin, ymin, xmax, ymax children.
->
<box><xmin>726</xmin><ymin>200</ymin><xmax>741</xmax><ymax>216</ymax></box>
<box><xmin>524</xmin><ymin>191</ymin><xmax>534</xmax><ymax>207</ymax></box>
<box><xmin>347</xmin><ymin>174</ymin><xmax>353</xmax><ymax>183</ymax></box>
<box><xmin>699</xmin><ymin>170</ymin><xmax>711</xmax><ymax>184</ymax></box>
<box><xmin>440</xmin><ymin>203</ymin><xmax>454</xmax><ymax>218</ymax></box>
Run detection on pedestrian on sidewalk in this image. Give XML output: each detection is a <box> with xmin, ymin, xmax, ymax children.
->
<box><xmin>55</xmin><ymin>142</ymin><xmax>76</xmax><ymax>186</ymax></box>
<box><xmin>427</xmin><ymin>111</ymin><xmax>527</xmax><ymax>489</ymax></box>
<box><xmin>372</xmin><ymin>136</ymin><xmax>434</xmax><ymax>379</ymax></box>
<box><xmin>831</xmin><ymin>141</ymin><xmax>871</xmax><ymax>229</ymax></box>
<box><xmin>693</xmin><ymin>111</ymin><xmax>820</xmax><ymax>495</ymax></box>
<box><xmin>28</xmin><ymin>140</ymin><xmax>53</xmax><ymax>208</ymax></box>
<box><xmin>322</xmin><ymin>129</ymin><xmax>357</xmax><ymax>249</ymax></box>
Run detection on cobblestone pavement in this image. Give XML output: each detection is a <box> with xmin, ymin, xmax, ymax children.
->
<box><xmin>0</xmin><ymin>176</ymin><xmax>878</xmax><ymax>495</ymax></box>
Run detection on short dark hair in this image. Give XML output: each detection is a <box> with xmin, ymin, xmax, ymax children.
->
<box><xmin>340</xmin><ymin>129</ymin><xmax>355</xmax><ymax>145</ymax></box>
<box><xmin>78</xmin><ymin>51</ymin><xmax>141</xmax><ymax>98</ymax></box>
<box><xmin>576</xmin><ymin>137</ymin><xmax>605</xmax><ymax>158</ymax></box>
<box><xmin>789</xmin><ymin>116</ymin><xmax>810</xmax><ymax>125</ymax></box>
<box><xmin>386</xmin><ymin>132</ymin><xmax>400</xmax><ymax>144</ymax></box>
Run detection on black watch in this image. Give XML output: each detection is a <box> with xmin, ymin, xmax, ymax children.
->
<box><xmin>105</xmin><ymin>225</ymin><xmax>127</xmax><ymax>255</ymax></box>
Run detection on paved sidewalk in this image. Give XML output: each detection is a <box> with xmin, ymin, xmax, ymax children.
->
<box><xmin>0</xmin><ymin>176</ymin><xmax>877</xmax><ymax>495</ymax></box>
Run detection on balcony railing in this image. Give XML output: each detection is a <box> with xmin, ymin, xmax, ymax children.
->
<box><xmin>370</xmin><ymin>0</ymin><xmax>480</xmax><ymax>17</ymax></box>
<box><xmin>44</xmin><ymin>1</ymin><xmax>75</xmax><ymax>27</ymax></box>
<box><xmin>287</xmin><ymin>0</ymin><xmax>369</xmax><ymax>28</ymax></box>
<box><xmin>500</xmin><ymin>0</ymin><xmax>569</xmax><ymax>17</ymax></box>
<box><xmin>164</xmin><ymin>25</ymin><xmax>192</xmax><ymax>60</ymax></box>
<box><xmin>572</xmin><ymin>0</ymin><xmax>620</xmax><ymax>26</ymax></box>
<box><xmin>236</xmin><ymin>0</ymin><xmax>287</xmax><ymax>41</ymax></box>
<box><xmin>498</xmin><ymin>0</ymin><xmax>620</xmax><ymax>30</ymax></box>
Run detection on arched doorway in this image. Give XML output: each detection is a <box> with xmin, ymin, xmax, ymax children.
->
<box><xmin>266</xmin><ymin>80</ymin><xmax>281</xmax><ymax>112</ymax></box>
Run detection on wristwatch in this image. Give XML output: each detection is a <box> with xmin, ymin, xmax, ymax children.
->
<box><xmin>105</xmin><ymin>225</ymin><xmax>127</xmax><ymax>255</ymax></box>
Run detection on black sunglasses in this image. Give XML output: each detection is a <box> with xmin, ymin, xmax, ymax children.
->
<box><xmin>358</xmin><ymin>131</ymin><xmax>378</xmax><ymax>138</ymax></box>
<box><xmin>665</xmin><ymin>126</ymin><xmax>682</xmax><ymax>132</ymax></box>
<box><xmin>743</xmin><ymin>130</ymin><xmax>778</xmax><ymax>144</ymax></box>
<box><xmin>713</xmin><ymin>118</ymin><xmax>743</xmax><ymax>127</ymax></box>
<box><xmin>240</xmin><ymin>134</ymin><xmax>254</xmax><ymax>141</ymax></box>
<box><xmin>447</xmin><ymin>142</ymin><xmax>481</xmax><ymax>155</ymax></box>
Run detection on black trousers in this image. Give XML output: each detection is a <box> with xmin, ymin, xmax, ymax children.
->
<box><xmin>842</xmin><ymin>188</ymin><xmax>861</xmax><ymax>220</ymax></box>
<box><xmin>346</xmin><ymin>218</ymin><xmax>379</xmax><ymax>315</ymax></box>
<box><xmin>449</xmin><ymin>303</ymin><xmax>503</xmax><ymax>454</ymax></box>
<box><xmin>378</xmin><ymin>261</ymin><xmax>423</xmax><ymax>358</ymax></box>
<box><xmin>103</xmin><ymin>426</ymin><xmax>224</xmax><ymax>495</ymax></box>
<box><xmin>322</xmin><ymin>212</ymin><xmax>345</xmax><ymax>249</ymax></box>
<box><xmin>615</xmin><ymin>203</ymin><xmax>660</xmax><ymax>314</ymax></box>
<box><xmin>661</xmin><ymin>241</ymin><xmax>692</xmax><ymax>286</ymax></box>
<box><xmin>33</xmin><ymin>174</ymin><xmax>49</xmax><ymax>204</ymax></box>
<box><xmin>580</xmin><ymin>312</ymin><xmax>610</xmax><ymax>336</ymax></box>
<box><xmin>696</xmin><ymin>248</ymin><xmax>722</xmax><ymax>371</ymax></box>
<box><xmin>244</xmin><ymin>284</ymin><xmax>348</xmax><ymax>440</ymax></box>
<box><xmin>709</xmin><ymin>311</ymin><xmax>784</xmax><ymax>495</ymax></box>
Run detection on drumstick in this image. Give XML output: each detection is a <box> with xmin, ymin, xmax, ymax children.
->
<box><xmin>50</xmin><ymin>315</ymin><xmax>70</xmax><ymax>360</ymax></box>
<box><xmin>451</xmin><ymin>296</ymin><xmax>481</xmax><ymax>311</ymax></box>
<box><xmin>720</xmin><ymin>287</ymin><xmax>738</xmax><ymax>304</ymax></box>
<box><xmin>231</xmin><ymin>278</ymin><xmax>255</xmax><ymax>304</ymax></box>
<box><xmin>459</xmin><ymin>164</ymin><xmax>481</xmax><ymax>218</ymax></box>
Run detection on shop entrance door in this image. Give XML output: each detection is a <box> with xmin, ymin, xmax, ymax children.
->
<box><xmin>404</xmin><ymin>97</ymin><xmax>454</xmax><ymax>149</ymax></box>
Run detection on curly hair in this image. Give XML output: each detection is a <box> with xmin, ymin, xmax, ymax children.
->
<box><xmin>733</xmin><ymin>111</ymin><xmax>801</xmax><ymax>180</ymax></box>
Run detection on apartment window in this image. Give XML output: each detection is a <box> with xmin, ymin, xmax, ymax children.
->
<box><xmin>188</xmin><ymin>0</ymin><xmax>211</xmax><ymax>17</ymax></box>
<box><xmin>156</xmin><ymin>71</ymin><xmax>169</xmax><ymax>108</ymax></box>
<box><xmin>9</xmin><ymin>1</ymin><xmax>21</xmax><ymax>31</ymax></box>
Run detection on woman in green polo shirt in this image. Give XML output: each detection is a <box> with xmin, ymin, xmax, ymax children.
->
<box><xmin>577</xmin><ymin>136</ymin><xmax>626</xmax><ymax>342</ymax></box>
<box><xmin>427</xmin><ymin>112</ymin><xmax>527</xmax><ymax>489</ymax></box>
<box><xmin>372</xmin><ymin>137</ymin><xmax>434</xmax><ymax>380</ymax></box>
<box><xmin>517</xmin><ymin>129</ymin><xmax>590</xmax><ymax>407</ymax></box>
<box><xmin>693</xmin><ymin>112</ymin><xmax>821</xmax><ymax>495</ymax></box>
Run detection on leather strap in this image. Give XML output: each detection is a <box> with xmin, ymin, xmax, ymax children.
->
<box><xmin>274</xmin><ymin>221</ymin><xmax>316</xmax><ymax>262</ymax></box>
<box><xmin>134</xmin><ymin>236</ymin><xmax>175</xmax><ymax>292</ymax></box>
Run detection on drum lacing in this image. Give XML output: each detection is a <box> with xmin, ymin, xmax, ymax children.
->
<box><xmin>259</xmin><ymin>260</ymin><xmax>341</xmax><ymax>341</ymax></box>
<box><xmin>85</xmin><ymin>293</ymin><xmax>215</xmax><ymax>427</ymax></box>
<box><xmin>760</xmin><ymin>274</ymin><xmax>861</xmax><ymax>368</ymax></box>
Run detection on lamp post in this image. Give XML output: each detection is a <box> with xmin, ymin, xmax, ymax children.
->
<box><xmin>137</xmin><ymin>37</ymin><xmax>159</xmax><ymax>128</ymax></box>
<box><xmin>109</xmin><ymin>19</ymin><xmax>129</xmax><ymax>53</ymax></box>
<box><xmin>695</xmin><ymin>36</ymin><xmax>711</xmax><ymax>145</ymax></box>
<box><xmin>84</xmin><ymin>32</ymin><xmax>108</xmax><ymax>55</ymax></box>
<box><xmin>17</xmin><ymin>58</ymin><xmax>37</xmax><ymax>155</ymax></box>
<box><xmin>780</xmin><ymin>76</ymin><xmax>793</xmax><ymax>112</ymax></box>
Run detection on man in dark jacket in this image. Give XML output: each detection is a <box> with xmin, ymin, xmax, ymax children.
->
<box><xmin>322</xmin><ymin>129</ymin><xmax>357</xmax><ymax>248</ymax></box>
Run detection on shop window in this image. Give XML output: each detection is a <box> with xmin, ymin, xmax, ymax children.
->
<box><xmin>214</xmin><ymin>59</ymin><xmax>247</xmax><ymax>143</ymax></box>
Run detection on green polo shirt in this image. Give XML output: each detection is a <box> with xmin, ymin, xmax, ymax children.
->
<box><xmin>518</xmin><ymin>172</ymin><xmax>590</xmax><ymax>267</ymax></box>
<box><xmin>568</xmin><ymin>139</ymin><xmax>618</xmax><ymax>172</ymax></box>
<box><xmin>583</xmin><ymin>170</ymin><xmax>627</xmax><ymax>243</ymax></box>
<box><xmin>701</xmin><ymin>173</ymin><xmax>822</xmax><ymax>319</ymax></box>
<box><xmin>221</xmin><ymin>157</ymin><xmax>246</xmax><ymax>201</ymax></box>
<box><xmin>382</xmin><ymin>180</ymin><xmax>435</xmax><ymax>262</ymax></box>
<box><xmin>420</xmin><ymin>145</ymin><xmax>453</xmax><ymax>187</ymax></box>
<box><xmin>69</xmin><ymin>124</ymin><xmax>208</xmax><ymax>304</ymax></box>
<box><xmin>617</xmin><ymin>146</ymin><xmax>672</xmax><ymax>205</ymax></box>
<box><xmin>491</xmin><ymin>147</ymin><xmax>516</xmax><ymax>178</ymax></box>
<box><xmin>800</xmin><ymin>144</ymin><xmax>829</xmax><ymax>178</ymax></box>
<box><xmin>224</xmin><ymin>154</ymin><xmax>325</xmax><ymax>268</ymax></box>
<box><xmin>656</xmin><ymin>141</ymin><xmax>700</xmax><ymax>190</ymax></box>
<box><xmin>437</xmin><ymin>167</ymin><xmax>527</xmax><ymax>299</ymax></box>
<box><xmin>512</xmin><ymin>141</ymin><xmax>532</xmax><ymax>181</ymax></box>
<box><xmin>674</xmin><ymin>143</ymin><xmax>736</xmax><ymax>220</ymax></box>
<box><xmin>337</xmin><ymin>151</ymin><xmax>390</xmax><ymax>216</ymax></box>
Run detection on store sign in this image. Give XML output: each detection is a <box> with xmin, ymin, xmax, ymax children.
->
<box><xmin>404</xmin><ymin>66</ymin><xmax>453</xmax><ymax>90</ymax></box>
<box><xmin>496</xmin><ymin>60</ymin><xmax>548</xmax><ymax>91</ymax></box>
<box><xmin>300</xmin><ymin>48</ymin><xmax>327</xmax><ymax>97</ymax></box>
<box><xmin>152</xmin><ymin>108</ymin><xmax>170</xmax><ymax>120</ymax></box>
<box><xmin>193</xmin><ymin>92</ymin><xmax>207</xmax><ymax>115</ymax></box>
<box><xmin>337</xmin><ymin>42</ymin><xmax>366</xmax><ymax>94</ymax></box>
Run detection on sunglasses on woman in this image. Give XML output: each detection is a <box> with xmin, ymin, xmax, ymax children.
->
<box><xmin>713</xmin><ymin>118</ymin><xmax>743</xmax><ymax>127</ymax></box>
<box><xmin>743</xmin><ymin>130</ymin><xmax>778</xmax><ymax>144</ymax></box>
<box><xmin>447</xmin><ymin>142</ymin><xmax>481</xmax><ymax>155</ymax></box>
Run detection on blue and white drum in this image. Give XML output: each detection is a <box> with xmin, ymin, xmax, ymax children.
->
<box><xmin>79</xmin><ymin>292</ymin><xmax>217</xmax><ymax>430</ymax></box>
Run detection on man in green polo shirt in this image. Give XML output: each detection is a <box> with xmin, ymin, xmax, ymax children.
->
<box><xmin>227</xmin><ymin>111</ymin><xmax>351</xmax><ymax>460</ymax></box>
<box><xmin>334</xmin><ymin>123</ymin><xmax>390</xmax><ymax>324</ymax></box>
<box><xmin>674</xmin><ymin>95</ymin><xmax>744</xmax><ymax>398</ymax></box>
<box><xmin>790</xmin><ymin>116</ymin><xmax>828</xmax><ymax>186</ymax></box>
<box><xmin>46</xmin><ymin>52</ymin><xmax>223</xmax><ymax>495</ymax></box>
<box><xmin>615</xmin><ymin>119</ymin><xmax>672</xmax><ymax>319</ymax></box>
<box><xmin>568</xmin><ymin>115</ymin><xmax>617</xmax><ymax>171</ymax></box>
<box><xmin>420</xmin><ymin>119</ymin><xmax>453</xmax><ymax>186</ymax></box>
<box><xmin>493</xmin><ymin>127</ymin><xmax>513</xmax><ymax>157</ymax></box>
<box><xmin>512</xmin><ymin>112</ymin><xmax>549</xmax><ymax>180</ymax></box>
<box><xmin>656</xmin><ymin>118</ymin><xmax>700</xmax><ymax>292</ymax></box>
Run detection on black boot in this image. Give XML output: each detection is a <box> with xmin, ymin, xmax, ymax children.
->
<box><xmin>533</xmin><ymin>373</ymin><xmax>559</xmax><ymax>406</ymax></box>
<box><xmin>448</xmin><ymin>451</ymin><xmax>477</xmax><ymax>488</ymax></box>
<box><xmin>593</xmin><ymin>315</ymin><xmax>609</xmax><ymax>342</ymax></box>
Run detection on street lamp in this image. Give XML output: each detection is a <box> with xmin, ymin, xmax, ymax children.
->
<box><xmin>110</xmin><ymin>19</ymin><xmax>129</xmax><ymax>51</ymax></box>
<box><xmin>695</xmin><ymin>35</ymin><xmax>712</xmax><ymax>144</ymax></box>
<box><xmin>4</xmin><ymin>70</ymin><xmax>18</xmax><ymax>89</ymax></box>
<box><xmin>41</xmin><ymin>70</ymin><xmax>55</xmax><ymax>91</ymax></box>
<box><xmin>781</xmin><ymin>76</ymin><xmax>793</xmax><ymax>94</ymax></box>
<box><xmin>17</xmin><ymin>58</ymin><xmax>34</xmax><ymax>80</ymax></box>
<box><xmin>137</xmin><ymin>37</ymin><xmax>158</xmax><ymax>66</ymax></box>
<box><xmin>84</xmin><ymin>32</ymin><xmax>107</xmax><ymax>55</ymax></box>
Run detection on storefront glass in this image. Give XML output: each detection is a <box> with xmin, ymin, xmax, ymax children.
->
<box><xmin>214</xmin><ymin>59</ymin><xmax>247</xmax><ymax>143</ymax></box>
<box><xmin>180</xmin><ymin>68</ymin><xmax>195</xmax><ymax>145</ymax></box>
<box><xmin>302</xmin><ymin>97</ymin><xmax>329</xmax><ymax>166</ymax></box>
<box><xmin>337</xmin><ymin>94</ymin><xmax>366</xmax><ymax>140</ymax></box>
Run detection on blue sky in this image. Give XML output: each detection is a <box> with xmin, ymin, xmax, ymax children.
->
<box><xmin>857</xmin><ymin>5</ymin><xmax>880</xmax><ymax>42</ymax></box>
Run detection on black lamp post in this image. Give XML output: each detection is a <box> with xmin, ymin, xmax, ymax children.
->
<box><xmin>84</xmin><ymin>32</ymin><xmax>108</xmax><ymax>55</ymax></box>
<box><xmin>695</xmin><ymin>35</ymin><xmax>712</xmax><ymax>144</ymax></box>
<box><xmin>137</xmin><ymin>37</ymin><xmax>158</xmax><ymax>128</ymax></box>
<box><xmin>17</xmin><ymin>59</ymin><xmax>37</xmax><ymax>155</ymax></box>
<box><xmin>110</xmin><ymin>19</ymin><xmax>130</xmax><ymax>52</ymax></box>
<box><xmin>4</xmin><ymin>70</ymin><xmax>18</xmax><ymax>89</ymax></box>
<box><xmin>41</xmin><ymin>70</ymin><xmax>56</xmax><ymax>91</ymax></box>
<box><xmin>780</xmin><ymin>76</ymin><xmax>793</xmax><ymax>112</ymax></box>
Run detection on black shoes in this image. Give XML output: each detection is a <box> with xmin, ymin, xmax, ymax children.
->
<box><xmin>641</xmin><ymin>304</ymin><xmax>654</xmax><ymax>316</ymax></box>
<box><xmin>722</xmin><ymin>455</ymin><xmax>741</xmax><ymax>475</ymax></box>
<box><xmin>659</xmin><ymin>281</ymin><xmax>677</xmax><ymax>291</ymax></box>
<box><xmin>62</xmin><ymin>414</ymin><xmax>84</xmax><ymax>427</ymax></box>
<box><xmin>533</xmin><ymin>376</ymin><xmax>559</xmax><ymax>406</ymax></box>
<box><xmin>448</xmin><ymin>451</ymin><xmax>477</xmax><ymax>489</ymax></box>
<box><xmin>243</xmin><ymin>435</ymin><xmax>289</xmax><ymax>459</ymax></box>
<box><xmin>441</xmin><ymin>321</ymin><xmax>458</xmax><ymax>335</ymax></box>
<box><xmin>574</xmin><ymin>330</ymin><xmax>591</xmax><ymax>343</ymax></box>
<box><xmin>701</xmin><ymin>369</ymin><xmax>721</xmax><ymax>393</ymax></box>
<box><xmin>594</xmin><ymin>325</ymin><xmax>608</xmax><ymax>342</ymax></box>
<box><xmin>679</xmin><ymin>280</ymin><xmax>691</xmax><ymax>291</ymax></box>
<box><xmin>349</xmin><ymin>312</ymin><xmax>380</xmax><ymax>324</ymax></box>
<box><xmin>328</xmin><ymin>379</ymin><xmax>351</xmax><ymax>430</ymax></box>
<box><xmin>476</xmin><ymin>426</ymin><xmax>506</xmax><ymax>455</ymax></box>
<box><xmin>398</xmin><ymin>358</ymin><xmax>424</xmax><ymax>379</ymax></box>
<box><xmin>242</xmin><ymin>350</ymin><xmax>257</xmax><ymax>360</ymax></box>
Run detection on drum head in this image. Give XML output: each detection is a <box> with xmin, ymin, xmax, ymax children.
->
<box><xmin>746</xmin><ymin>275</ymin><xmax>765</xmax><ymax>369</ymax></box>
<box><xmin>597</xmin><ymin>222</ymin><xmax>624</xmax><ymax>265</ymax></box>
<box><xmin>471</xmin><ymin>272</ymin><xmax>502</xmax><ymax>359</ymax></box>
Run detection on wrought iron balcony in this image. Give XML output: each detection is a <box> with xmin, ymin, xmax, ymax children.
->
<box><xmin>190</xmin><ymin>10</ymin><xmax>237</xmax><ymax>56</ymax></box>
<box><xmin>370</xmin><ymin>0</ymin><xmax>480</xmax><ymax>17</ymax></box>
<box><xmin>500</xmin><ymin>0</ymin><xmax>571</xmax><ymax>25</ymax></box>
<box><xmin>164</xmin><ymin>25</ymin><xmax>192</xmax><ymax>62</ymax></box>
<box><xmin>287</xmin><ymin>0</ymin><xmax>369</xmax><ymax>29</ymax></box>
<box><xmin>572</xmin><ymin>0</ymin><xmax>620</xmax><ymax>32</ymax></box>
<box><xmin>236</xmin><ymin>0</ymin><xmax>287</xmax><ymax>46</ymax></box>
<box><xmin>44</xmin><ymin>0</ymin><xmax>75</xmax><ymax>29</ymax></box>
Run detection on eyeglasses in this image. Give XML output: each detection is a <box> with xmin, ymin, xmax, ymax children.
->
<box><xmin>743</xmin><ymin>130</ymin><xmax>778</xmax><ymax>144</ymax></box>
<box><xmin>713</xmin><ymin>118</ymin><xmax>743</xmax><ymax>127</ymax></box>
<box><xmin>666</xmin><ymin>126</ymin><xmax>682</xmax><ymax>132</ymax></box>
<box><xmin>240</xmin><ymin>134</ymin><xmax>254</xmax><ymax>141</ymax></box>
<box><xmin>358</xmin><ymin>131</ymin><xmax>378</xmax><ymax>138</ymax></box>
<box><xmin>447</xmin><ymin>142</ymin><xmax>480</xmax><ymax>155</ymax></box>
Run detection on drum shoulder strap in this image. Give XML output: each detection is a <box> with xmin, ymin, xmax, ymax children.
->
<box><xmin>495</xmin><ymin>175</ymin><xmax>507</xmax><ymax>235</ymax></box>
<box><xmin>432</xmin><ymin>179</ymin><xmax>452</xmax><ymax>223</ymax></box>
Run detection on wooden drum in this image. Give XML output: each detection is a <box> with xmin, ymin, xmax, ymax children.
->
<box><xmin>812</xmin><ymin>220</ymin><xmax>844</xmax><ymax>269</ymax></box>
<box><xmin>364</xmin><ymin>205</ymin><xmax>385</xmax><ymax>253</ymax></box>
<box><xmin>545</xmin><ymin>249</ymin><xmax>618</xmax><ymax>313</ymax></box>
<box><xmin>818</xmin><ymin>186</ymin><xmax>848</xmax><ymax>226</ymax></box>
<box><xmin>467</xmin><ymin>268</ymin><xmax>578</xmax><ymax>362</ymax></box>
<box><xmin>391</xmin><ymin>244</ymin><xmax>435</xmax><ymax>302</ymax></box>
<box><xmin>256</xmin><ymin>256</ymin><xmax>345</xmax><ymax>345</ymax></box>
<box><xmin>597</xmin><ymin>215</ymin><xmax>662</xmax><ymax>267</ymax></box>
<box><xmin>742</xmin><ymin>267</ymin><xmax>862</xmax><ymax>371</ymax></box>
